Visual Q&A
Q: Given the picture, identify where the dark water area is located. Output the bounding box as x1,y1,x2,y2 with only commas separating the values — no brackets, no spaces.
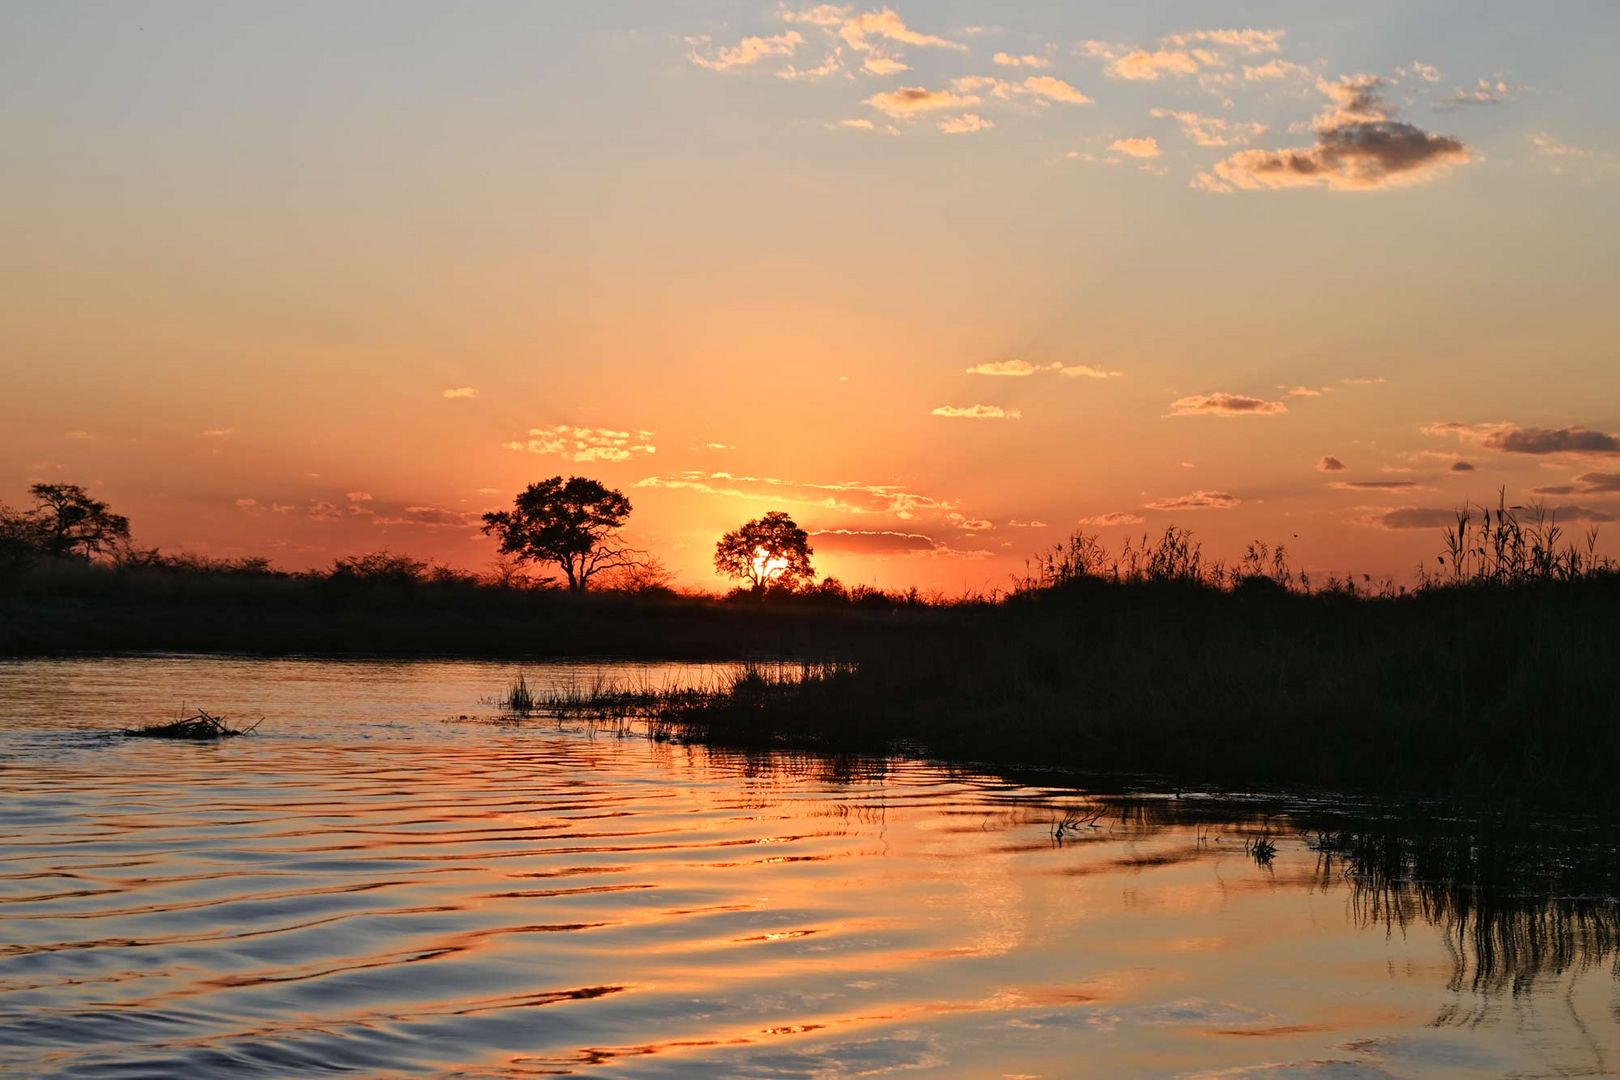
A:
1,657,1616,1077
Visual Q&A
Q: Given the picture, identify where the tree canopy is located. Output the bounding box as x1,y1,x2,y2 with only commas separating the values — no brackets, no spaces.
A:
714,511,815,593
480,476,636,591
0,483,130,563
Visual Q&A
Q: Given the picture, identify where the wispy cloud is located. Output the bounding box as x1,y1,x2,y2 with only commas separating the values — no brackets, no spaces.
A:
967,359,1043,376
781,52,845,79
1439,78,1513,108
1020,75,1091,104
939,112,993,135
1144,490,1240,511
993,52,1049,69
442,386,478,399
831,7,964,53
1244,58,1311,81
636,470,957,520
1423,421,1620,456
1083,27,1282,82
688,30,804,71
1078,511,1146,526
1168,393,1287,416
1151,109,1267,147
1357,506,1458,530
503,425,657,462
867,86,978,116
967,360,1122,379
1109,136,1161,158
932,404,1022,419
372,506,479,528
1363,503,1617,529
1331,480,1420,492
1318,456,1347,472
810,528,939,554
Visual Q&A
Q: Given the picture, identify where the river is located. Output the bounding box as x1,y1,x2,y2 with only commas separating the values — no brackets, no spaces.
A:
1,656,1615,1077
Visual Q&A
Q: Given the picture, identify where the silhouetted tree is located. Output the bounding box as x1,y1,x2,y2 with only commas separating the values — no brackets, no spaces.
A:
714,511,814,594
481,476,636,592
3,484,131,562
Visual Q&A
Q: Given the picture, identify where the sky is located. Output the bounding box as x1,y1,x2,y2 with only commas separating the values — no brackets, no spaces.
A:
3,1,1618,592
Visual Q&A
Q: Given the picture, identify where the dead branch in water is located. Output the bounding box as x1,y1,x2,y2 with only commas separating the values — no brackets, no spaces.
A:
123,708,261,740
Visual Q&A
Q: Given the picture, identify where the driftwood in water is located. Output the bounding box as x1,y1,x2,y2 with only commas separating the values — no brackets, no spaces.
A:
123,709,261,740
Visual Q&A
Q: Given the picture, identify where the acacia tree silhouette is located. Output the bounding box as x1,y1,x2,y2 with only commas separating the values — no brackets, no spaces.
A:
714,511,814,595
480,476,637,592
1,484,131,561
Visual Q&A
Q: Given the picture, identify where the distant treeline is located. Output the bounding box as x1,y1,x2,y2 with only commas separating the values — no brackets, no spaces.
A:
0,550,946,659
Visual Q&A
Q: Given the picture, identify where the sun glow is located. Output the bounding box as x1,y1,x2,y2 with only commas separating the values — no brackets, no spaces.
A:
752,545,789,583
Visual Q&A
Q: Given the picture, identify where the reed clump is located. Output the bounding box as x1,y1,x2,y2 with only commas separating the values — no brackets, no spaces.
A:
504,674,536,715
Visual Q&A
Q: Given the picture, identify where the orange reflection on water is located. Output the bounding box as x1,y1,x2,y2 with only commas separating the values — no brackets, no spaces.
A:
0,656,1615,1078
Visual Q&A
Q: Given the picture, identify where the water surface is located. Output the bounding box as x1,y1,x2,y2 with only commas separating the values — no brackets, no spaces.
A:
1,656,1616,1077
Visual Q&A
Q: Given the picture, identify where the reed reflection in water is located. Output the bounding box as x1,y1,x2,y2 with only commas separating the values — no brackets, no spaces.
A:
0,657,1616,1078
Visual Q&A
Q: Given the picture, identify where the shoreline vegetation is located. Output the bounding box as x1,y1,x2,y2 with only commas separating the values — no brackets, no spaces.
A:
5,481,1619,806
510,501,1618,808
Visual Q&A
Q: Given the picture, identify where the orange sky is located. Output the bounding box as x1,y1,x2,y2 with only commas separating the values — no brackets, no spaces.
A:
4,3,1619,592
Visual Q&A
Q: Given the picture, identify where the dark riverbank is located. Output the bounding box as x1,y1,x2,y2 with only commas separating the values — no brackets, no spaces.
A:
647,574,1620,808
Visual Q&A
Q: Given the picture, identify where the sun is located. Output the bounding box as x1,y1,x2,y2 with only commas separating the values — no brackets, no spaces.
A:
752,545,790,584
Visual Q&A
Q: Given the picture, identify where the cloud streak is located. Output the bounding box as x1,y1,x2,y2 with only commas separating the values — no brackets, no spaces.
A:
1424,422,1620,456
932,404,1022,420
1168,393,1288,416
866,86,978,116
1144,490,1240,511
967,360,1123,379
